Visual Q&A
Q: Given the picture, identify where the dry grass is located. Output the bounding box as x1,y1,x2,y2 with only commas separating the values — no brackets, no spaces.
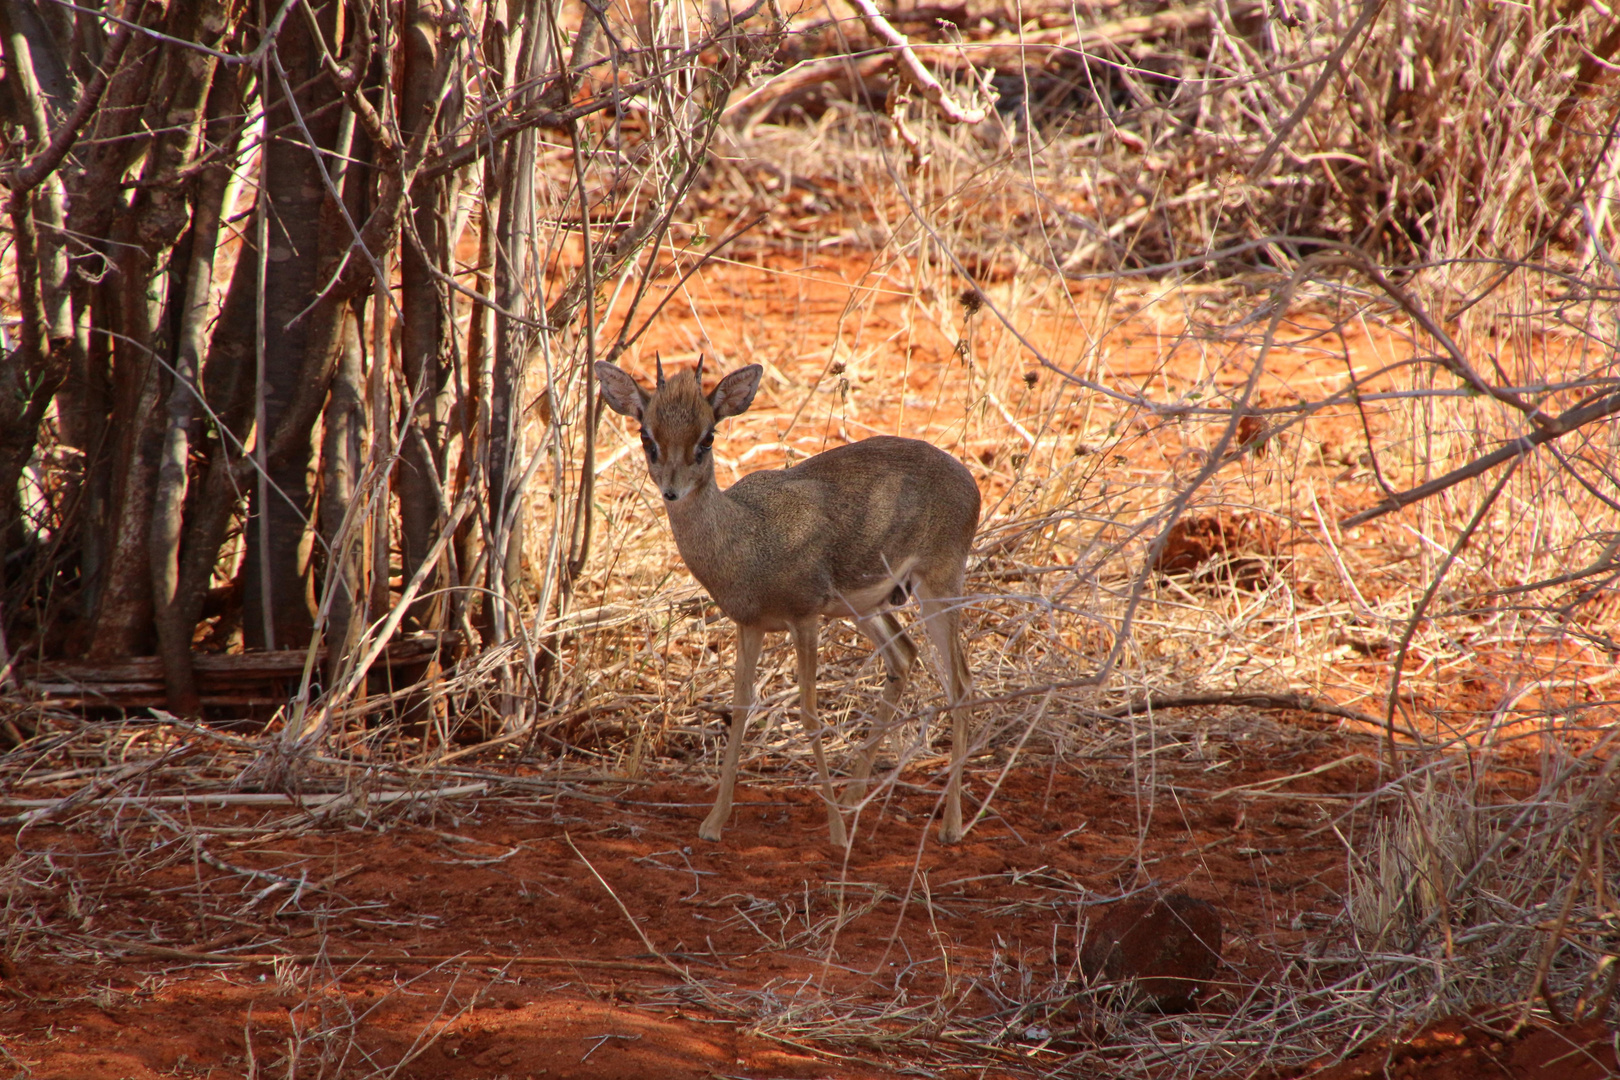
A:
4,1,1619,1076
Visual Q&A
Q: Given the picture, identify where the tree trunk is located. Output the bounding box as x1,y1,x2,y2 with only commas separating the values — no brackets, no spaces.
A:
151,63,240,713
0,2,81,574
241,1,347,651
84,0,225,659
398,0,453,632
485,0,552,661
321,300,367,690
85,258,165,659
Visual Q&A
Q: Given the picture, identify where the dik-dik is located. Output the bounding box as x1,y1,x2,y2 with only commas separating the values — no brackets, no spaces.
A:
596,358,980,846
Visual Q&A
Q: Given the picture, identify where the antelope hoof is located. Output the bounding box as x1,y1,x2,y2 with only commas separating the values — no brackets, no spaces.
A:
698,810,728,843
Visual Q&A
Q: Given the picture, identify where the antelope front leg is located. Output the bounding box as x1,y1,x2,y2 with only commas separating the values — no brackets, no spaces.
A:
700,624,763,842
793,619,848,848
942,695,968,843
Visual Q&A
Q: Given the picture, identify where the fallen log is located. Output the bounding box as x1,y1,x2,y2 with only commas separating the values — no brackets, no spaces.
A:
932,2,1256,74
18,633,450,710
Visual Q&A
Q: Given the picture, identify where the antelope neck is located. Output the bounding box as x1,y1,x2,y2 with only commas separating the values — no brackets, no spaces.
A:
662,473,751,592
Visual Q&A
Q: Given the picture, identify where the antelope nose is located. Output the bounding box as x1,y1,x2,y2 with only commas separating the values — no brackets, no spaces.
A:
663,488,678,501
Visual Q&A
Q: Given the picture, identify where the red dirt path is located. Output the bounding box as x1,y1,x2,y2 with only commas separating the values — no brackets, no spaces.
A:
3,733,1344,1078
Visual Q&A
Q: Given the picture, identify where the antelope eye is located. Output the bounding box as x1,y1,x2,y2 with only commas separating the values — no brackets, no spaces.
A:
640,430,658,462
698,429,715,452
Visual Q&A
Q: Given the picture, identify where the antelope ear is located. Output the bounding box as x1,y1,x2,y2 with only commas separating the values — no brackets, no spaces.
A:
596,362,649,418
709,364,762,420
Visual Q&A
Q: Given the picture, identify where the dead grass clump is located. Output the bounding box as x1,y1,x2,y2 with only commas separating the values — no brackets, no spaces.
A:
707,2,1620,309
1346,741,1620,1028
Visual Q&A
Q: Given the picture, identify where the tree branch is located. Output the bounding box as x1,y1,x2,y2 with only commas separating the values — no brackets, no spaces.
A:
1108,691,1384,730
1342,387,1620,527
1248,0,1386,179
4,21,134,193
1352,250,1551,424
846,0,986,124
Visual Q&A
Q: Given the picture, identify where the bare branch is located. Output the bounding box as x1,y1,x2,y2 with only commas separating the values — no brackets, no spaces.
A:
846,0,986,125
4,20,133,192
1342,387,1620,527
1248,0,1387,180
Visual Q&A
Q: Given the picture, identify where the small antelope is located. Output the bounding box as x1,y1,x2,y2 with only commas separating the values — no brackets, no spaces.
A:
596,358,980,846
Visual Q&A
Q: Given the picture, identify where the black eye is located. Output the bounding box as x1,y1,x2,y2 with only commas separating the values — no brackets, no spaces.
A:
640,430,658,462
698,430,715,454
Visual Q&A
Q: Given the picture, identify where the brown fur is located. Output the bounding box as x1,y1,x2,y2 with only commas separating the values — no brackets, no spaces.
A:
596,360,980,846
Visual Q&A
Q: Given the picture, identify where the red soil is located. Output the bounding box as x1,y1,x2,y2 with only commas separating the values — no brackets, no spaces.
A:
2,727,1600,1078
1304,1015,1617,1080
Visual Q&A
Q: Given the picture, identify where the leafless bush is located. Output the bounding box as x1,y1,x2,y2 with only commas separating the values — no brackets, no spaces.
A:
1345,741,1620,1025
0,0,782,747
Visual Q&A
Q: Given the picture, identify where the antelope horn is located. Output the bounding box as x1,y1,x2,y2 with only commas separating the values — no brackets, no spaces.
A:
695,351,705,383
655,352,665,388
